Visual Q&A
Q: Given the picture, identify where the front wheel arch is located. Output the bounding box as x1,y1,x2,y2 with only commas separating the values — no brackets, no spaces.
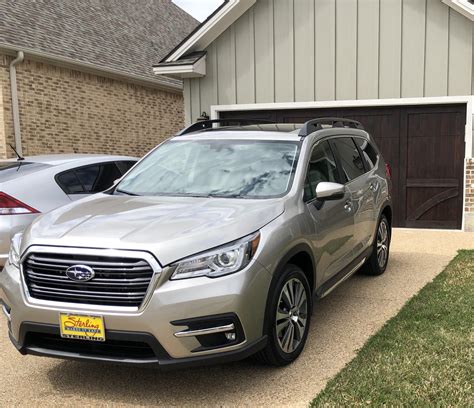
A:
262,244,315,336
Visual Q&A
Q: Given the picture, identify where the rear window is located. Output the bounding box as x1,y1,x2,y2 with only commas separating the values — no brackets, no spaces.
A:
0,161,50,182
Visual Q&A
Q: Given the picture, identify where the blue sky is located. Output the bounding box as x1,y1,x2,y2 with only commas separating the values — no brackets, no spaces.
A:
173,0,224,22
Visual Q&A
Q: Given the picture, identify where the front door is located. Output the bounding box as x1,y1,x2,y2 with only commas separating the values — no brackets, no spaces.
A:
303,140,355,283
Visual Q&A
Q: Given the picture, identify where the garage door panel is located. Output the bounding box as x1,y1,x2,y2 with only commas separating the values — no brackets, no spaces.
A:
403,108,465,229
406,135,459,180
405,185,460,228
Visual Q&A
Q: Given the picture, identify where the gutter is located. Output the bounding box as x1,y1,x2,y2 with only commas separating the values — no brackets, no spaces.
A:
0,44,183,93
9,51,24,156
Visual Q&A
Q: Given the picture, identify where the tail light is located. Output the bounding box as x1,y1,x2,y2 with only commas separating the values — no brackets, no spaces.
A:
385,164,392,180
0,192,39,215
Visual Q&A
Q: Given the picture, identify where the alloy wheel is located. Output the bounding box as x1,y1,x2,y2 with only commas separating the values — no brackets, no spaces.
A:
377,220,389,269
275,278,308,354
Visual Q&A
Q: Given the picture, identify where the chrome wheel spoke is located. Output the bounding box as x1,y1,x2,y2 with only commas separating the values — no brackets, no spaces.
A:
294,283,305,309
276,308,289,322
281,322,294,352
276,319,290,336
281,286,293,309
294,320,305,341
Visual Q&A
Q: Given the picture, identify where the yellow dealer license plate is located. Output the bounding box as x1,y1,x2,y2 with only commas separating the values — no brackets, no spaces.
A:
59,313,106,342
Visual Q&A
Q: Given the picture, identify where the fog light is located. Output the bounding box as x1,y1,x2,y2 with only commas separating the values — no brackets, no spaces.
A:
225,332,236,341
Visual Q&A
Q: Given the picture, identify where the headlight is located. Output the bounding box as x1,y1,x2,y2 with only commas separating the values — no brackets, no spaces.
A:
171,232,260,280
8,232,23,268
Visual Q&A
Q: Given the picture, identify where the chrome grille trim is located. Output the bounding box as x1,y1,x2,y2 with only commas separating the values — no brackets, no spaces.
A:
21,246,162,311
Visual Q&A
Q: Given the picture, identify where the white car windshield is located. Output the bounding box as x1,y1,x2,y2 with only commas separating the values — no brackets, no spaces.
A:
116,140,300,198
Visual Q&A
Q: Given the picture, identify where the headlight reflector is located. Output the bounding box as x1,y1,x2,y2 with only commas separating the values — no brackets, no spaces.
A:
171,232,260,280
8,232,23,268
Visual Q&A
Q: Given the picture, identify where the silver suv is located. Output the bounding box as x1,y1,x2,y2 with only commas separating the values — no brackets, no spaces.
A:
0,118,392,367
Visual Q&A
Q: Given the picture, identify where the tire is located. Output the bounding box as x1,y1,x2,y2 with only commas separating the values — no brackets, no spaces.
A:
256,264,312,366
361,215,391,276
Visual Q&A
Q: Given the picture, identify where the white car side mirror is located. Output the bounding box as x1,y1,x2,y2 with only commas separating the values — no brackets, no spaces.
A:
315,182,345,201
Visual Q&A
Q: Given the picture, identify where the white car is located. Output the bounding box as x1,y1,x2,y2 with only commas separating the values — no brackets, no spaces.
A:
0,154,137,265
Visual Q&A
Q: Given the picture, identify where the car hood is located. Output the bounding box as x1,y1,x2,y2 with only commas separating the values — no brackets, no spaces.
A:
25,194,284,266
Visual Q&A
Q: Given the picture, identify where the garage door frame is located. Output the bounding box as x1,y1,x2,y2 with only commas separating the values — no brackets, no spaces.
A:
210,96,473,231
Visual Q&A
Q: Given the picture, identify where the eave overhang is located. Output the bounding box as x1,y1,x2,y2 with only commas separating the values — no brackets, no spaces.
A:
153,0,256,78
442,0,474,21
153,52,206,78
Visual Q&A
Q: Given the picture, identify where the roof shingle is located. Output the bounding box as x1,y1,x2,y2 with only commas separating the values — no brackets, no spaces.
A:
0,0,199,88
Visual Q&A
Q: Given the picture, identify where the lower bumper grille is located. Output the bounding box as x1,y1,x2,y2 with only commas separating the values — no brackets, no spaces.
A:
25,332,156,359
23,252,155,307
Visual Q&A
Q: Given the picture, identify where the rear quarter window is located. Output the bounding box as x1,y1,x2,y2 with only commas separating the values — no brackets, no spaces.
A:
354,138,379,170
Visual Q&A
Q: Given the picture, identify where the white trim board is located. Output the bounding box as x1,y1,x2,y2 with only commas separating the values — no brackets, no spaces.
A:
153,56,207,78
211,95,473,231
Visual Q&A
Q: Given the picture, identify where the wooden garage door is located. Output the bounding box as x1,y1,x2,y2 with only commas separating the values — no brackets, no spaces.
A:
221,104,466,229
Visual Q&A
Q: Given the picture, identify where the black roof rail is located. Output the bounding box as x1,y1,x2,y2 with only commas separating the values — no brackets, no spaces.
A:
176,119,274,136
298,117,365,137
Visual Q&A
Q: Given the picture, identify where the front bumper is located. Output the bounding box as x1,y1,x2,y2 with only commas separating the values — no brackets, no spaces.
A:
9,322,267,369
0,252,272,367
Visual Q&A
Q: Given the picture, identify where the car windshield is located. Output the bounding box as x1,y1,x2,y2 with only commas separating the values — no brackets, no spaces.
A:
116,140,300,198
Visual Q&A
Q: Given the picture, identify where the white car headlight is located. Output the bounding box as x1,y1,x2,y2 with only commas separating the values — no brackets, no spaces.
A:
171,232,260,280
8,232,23,268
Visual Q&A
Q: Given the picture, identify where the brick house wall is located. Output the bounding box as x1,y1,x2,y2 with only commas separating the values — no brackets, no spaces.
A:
0,54,184,159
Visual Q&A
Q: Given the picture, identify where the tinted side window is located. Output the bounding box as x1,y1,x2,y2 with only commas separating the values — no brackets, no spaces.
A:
75,163,122,193
304,141,339,201
354,138,378,170
332,138,365,182
116,160,136,175
57,171,84,194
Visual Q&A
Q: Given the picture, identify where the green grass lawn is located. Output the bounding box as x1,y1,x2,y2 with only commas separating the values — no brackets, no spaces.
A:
311,250,474,407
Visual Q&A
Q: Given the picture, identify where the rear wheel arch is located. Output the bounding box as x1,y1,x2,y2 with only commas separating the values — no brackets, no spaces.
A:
381,204,393,229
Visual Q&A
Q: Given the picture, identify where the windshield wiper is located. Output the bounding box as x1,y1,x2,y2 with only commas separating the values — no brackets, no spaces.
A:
115,189,139,196
206,194,246,199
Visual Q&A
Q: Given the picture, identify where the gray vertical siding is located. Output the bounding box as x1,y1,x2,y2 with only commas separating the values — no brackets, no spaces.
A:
315,0,336,100
186,0,473,123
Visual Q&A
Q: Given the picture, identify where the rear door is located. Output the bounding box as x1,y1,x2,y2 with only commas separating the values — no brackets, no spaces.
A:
329,137,374,256
304,140,355,282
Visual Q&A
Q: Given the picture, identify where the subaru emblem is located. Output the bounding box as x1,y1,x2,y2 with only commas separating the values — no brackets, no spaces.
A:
65,265,95,282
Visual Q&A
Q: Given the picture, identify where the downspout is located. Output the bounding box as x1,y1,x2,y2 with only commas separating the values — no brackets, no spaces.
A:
9,51,24,156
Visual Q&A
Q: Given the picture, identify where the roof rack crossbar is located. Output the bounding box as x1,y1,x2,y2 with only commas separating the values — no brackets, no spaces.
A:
176,119,274,136
299,117,365,137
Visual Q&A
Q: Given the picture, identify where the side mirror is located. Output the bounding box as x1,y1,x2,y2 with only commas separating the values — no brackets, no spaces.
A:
315,182,345,201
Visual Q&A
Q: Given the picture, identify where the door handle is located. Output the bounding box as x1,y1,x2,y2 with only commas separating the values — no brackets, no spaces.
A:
369,182,378,192
344,201,353,213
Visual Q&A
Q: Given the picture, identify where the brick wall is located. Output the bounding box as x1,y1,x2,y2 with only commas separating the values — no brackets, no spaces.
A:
465,158,474,231
0,54,184,159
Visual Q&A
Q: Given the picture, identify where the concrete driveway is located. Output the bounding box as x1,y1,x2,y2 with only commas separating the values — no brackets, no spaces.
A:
1,229,473,407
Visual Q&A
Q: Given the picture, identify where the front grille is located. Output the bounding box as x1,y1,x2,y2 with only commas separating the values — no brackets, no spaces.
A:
23,252,155,307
